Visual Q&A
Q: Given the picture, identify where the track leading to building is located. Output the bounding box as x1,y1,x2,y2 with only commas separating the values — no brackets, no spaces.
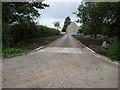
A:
3,35,118,88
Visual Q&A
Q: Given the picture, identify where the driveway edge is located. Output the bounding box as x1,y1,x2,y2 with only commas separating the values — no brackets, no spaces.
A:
2,46,45,59
85,44,120,65
3,35,64,59
72,36,120,65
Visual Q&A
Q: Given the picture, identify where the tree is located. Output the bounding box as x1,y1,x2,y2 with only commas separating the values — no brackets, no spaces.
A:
80,24,91,35
76,2,103,38
62,16,71,32
75,2,120,60
53,21,60,30
76,2,120,38
2,2,49,48
2,2,49,25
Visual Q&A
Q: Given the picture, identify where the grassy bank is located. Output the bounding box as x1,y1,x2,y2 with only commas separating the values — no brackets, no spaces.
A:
73,35,120,61
2,35,63,57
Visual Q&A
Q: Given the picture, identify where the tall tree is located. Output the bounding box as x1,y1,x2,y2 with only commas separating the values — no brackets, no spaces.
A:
75,2,120,60
2,2,49,48
62,16,71,32
2,2,49,24
76,2,120,38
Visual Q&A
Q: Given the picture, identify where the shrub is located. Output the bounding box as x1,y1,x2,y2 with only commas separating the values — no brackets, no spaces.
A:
96,35,109,42
80,24,91,35
107,39,120,61
37,25,60,37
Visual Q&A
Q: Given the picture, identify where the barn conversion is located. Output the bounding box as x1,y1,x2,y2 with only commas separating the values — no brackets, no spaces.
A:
66,22,79,35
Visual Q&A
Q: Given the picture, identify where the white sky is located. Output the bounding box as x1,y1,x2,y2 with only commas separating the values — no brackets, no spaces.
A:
36,0,82,31
43,0,82,2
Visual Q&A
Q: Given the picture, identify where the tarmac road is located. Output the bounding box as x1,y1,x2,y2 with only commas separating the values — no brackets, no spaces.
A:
2,35,118,88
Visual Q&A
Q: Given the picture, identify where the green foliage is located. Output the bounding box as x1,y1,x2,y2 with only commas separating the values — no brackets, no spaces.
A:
62,16,71,32
2,48,30,57
16,43,21,48
80,24,91,35
107,39,120,61
2,21,13,48
96,35,109,42
75,2,120,61
2,2,49,48
2,24,60,57
76,2,120,38
53,21,60,29
2,2,60,57
37,25,60,37
2,2,49,24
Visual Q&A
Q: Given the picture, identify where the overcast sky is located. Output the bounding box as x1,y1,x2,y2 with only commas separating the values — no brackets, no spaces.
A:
36,0,82,31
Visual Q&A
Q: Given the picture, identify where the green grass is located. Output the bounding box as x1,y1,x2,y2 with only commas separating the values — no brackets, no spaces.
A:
2,48,30,57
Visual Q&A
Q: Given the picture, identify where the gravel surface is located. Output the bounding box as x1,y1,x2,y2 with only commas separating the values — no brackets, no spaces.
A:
2,35,118,88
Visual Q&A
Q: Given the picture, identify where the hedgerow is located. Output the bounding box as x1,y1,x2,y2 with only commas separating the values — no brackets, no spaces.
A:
37,25,60,37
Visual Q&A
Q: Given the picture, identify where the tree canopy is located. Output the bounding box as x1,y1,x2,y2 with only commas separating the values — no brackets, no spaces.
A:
2,2,49,48
75,2,120,60
62,16,71,32
2,2,49,24
53,21,60,30
76,2,120,39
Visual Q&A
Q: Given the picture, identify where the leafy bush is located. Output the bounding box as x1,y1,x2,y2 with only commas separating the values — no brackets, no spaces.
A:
2,21,13,48
37,25,60,37
107,39,120,61
3,22,60,49
96,35,109,42
2,48,30,57
80,24,91,35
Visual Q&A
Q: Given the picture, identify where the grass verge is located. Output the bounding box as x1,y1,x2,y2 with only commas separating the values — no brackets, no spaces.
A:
2,48,30,57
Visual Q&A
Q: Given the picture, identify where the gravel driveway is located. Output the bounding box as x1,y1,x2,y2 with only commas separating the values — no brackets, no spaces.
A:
2,35,118,88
